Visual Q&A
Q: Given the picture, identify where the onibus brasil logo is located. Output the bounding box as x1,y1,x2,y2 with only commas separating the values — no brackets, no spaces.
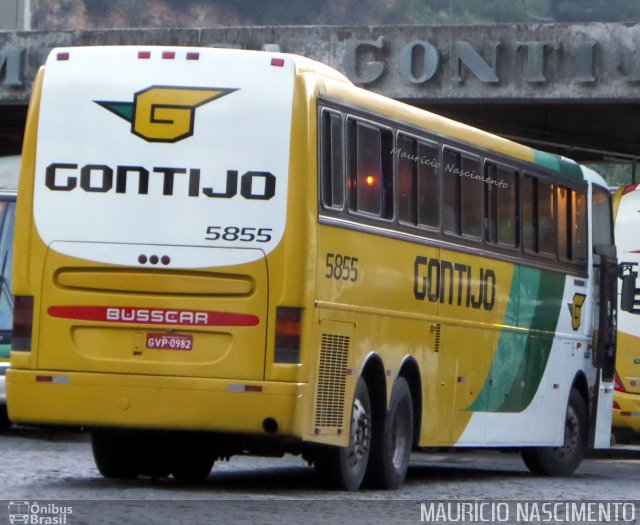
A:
96,85,237,143
8,501,73,524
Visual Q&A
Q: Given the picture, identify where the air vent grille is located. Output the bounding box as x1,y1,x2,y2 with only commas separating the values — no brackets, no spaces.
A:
314,333,350,429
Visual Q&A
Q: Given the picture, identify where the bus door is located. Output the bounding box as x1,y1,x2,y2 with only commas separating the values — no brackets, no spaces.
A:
590,185,617,448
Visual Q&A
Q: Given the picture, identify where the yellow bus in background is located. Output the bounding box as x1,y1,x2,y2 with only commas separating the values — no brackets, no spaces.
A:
8,47,621,489
612,183,640,437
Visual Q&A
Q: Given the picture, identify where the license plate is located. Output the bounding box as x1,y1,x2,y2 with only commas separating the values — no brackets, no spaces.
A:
146,333,193,351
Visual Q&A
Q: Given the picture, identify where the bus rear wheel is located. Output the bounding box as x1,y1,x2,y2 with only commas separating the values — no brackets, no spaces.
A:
0,405,11,431
367,377,413,489
314,377,371,490
170,435,216,482
91,430,142,479
521,388,587,476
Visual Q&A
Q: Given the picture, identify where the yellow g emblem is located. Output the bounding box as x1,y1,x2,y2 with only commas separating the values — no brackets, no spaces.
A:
570,293,586,331
96,86,236,143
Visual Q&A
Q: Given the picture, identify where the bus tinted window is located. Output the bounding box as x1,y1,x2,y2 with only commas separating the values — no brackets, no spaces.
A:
397,135,439,229
486,163,518,247
573,190,588,263
320,110,343,209
443,148,461,235
592,186,612,247
556,185,586,262
538,180,555,255
443,149,480,239
417,141,440,229
460,155,482,238
523,174,555,256
396,134,417,224
522,174,536,251
557,186,570,260
348,120,392,218
0,201,15,332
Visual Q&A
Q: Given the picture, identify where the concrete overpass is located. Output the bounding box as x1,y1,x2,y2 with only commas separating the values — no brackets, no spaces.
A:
1,23,640,164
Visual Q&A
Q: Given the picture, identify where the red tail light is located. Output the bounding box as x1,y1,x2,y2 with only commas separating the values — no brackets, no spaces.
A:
622,184,638,195
274,307,302,364
615,372,626,392
12,295,34,352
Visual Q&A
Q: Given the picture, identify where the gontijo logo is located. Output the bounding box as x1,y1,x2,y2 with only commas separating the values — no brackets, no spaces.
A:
95,85,236,143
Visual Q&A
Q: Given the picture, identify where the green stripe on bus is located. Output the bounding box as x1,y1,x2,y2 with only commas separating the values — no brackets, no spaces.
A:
467,267,565,413
497,269,565,412
467,265,539,412
0,344,9,359
532,150,583,182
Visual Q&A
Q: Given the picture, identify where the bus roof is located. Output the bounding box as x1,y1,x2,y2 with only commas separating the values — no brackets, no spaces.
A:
0,155,20,192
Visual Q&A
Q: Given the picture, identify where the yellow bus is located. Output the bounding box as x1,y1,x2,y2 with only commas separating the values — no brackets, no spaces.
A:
612,183,640,436
8,46,621,489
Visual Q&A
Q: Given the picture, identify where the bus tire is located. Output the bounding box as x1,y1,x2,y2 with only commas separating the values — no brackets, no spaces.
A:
0,405,11,431
366,376,413,489
314,377,371,490
521,388,587,476
91,430,141,479
170,435,215,482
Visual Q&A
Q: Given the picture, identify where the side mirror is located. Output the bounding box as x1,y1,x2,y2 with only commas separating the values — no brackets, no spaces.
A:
619,262,639,313
621,273,638,312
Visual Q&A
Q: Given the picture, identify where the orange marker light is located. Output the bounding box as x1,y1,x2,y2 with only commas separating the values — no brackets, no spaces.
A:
366,176,375,186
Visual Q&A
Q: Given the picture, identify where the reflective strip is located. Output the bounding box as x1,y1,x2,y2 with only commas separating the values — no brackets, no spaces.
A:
36,375,70,384
227,384,263,393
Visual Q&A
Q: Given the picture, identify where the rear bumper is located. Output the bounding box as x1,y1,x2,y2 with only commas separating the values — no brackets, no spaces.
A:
7,369,308,437
613,390,640,433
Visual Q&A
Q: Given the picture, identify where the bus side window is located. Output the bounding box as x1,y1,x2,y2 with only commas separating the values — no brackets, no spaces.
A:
523,173,555,257
556,185,587,263
522,174,537,252
443,148,461,235
417,141,440,229
347,119,393,219
443,147,481,239
0,201,15,333
486,163,518,248
320,110,344,209
592,186,613,247
557,186,570,261
572,190,588,263
460,154,482,239
538,180,555,255
396,134,417,225
397,134,439,229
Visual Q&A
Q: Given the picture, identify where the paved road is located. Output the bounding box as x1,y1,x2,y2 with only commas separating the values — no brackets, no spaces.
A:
1,426,640,524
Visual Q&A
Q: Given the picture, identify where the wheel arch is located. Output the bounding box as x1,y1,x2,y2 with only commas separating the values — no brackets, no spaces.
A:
360,353,387,438
398,356,422,449
572,371,590,411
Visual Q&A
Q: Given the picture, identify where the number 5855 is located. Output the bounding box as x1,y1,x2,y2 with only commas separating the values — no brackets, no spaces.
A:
325,253,359,282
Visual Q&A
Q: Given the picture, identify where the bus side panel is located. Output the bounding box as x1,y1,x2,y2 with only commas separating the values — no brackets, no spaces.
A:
458,271,593,446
